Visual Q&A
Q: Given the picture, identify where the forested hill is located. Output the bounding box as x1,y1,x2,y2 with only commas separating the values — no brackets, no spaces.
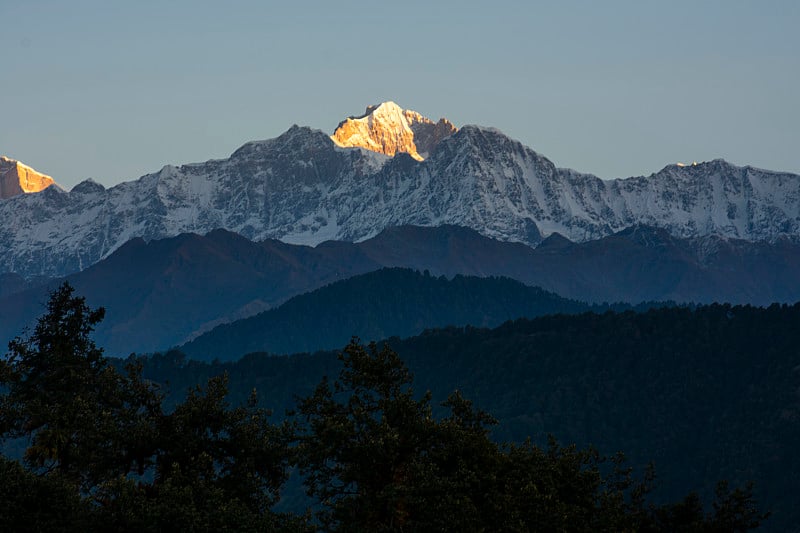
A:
140,303,800,531
179,268,605,361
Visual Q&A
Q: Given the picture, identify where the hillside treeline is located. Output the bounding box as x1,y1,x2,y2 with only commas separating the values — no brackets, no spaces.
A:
142,304,800,531
0,283,771,531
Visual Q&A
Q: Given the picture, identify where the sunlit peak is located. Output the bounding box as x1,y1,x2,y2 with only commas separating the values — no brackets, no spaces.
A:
331,102,457,160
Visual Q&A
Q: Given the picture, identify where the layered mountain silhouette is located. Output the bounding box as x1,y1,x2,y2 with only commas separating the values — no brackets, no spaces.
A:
3,101,798,533
2,224,799,356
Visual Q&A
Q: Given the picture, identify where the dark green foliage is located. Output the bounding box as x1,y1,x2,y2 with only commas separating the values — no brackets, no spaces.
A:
0,282,162,492
153,375,290,517
292,339,766,532
0,283,303,532
294,341,446,530
138,303,799,530
0,283,772,531
88,374,302,531
0,455,90,532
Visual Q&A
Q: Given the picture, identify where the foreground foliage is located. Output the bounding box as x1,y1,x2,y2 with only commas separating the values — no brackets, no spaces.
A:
0,284,302,532
0,283,767,531
294,341,765,532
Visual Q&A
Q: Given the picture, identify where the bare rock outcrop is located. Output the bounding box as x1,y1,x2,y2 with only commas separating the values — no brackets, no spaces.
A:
0,156,57,199
331,101,456,160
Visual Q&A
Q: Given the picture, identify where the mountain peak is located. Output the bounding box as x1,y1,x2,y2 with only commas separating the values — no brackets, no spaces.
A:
0,156,58,200
232,125,333,160
331,102,456,160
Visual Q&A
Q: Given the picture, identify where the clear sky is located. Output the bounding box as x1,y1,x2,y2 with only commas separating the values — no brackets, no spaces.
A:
2,0,798,189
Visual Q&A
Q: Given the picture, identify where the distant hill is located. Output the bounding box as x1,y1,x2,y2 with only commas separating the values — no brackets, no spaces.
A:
2,224,799,356
0,229,380,356
178,268,594,361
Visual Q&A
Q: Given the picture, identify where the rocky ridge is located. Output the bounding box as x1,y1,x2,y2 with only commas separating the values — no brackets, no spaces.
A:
1,103,799,278
331,101,457,160
0,156,58,199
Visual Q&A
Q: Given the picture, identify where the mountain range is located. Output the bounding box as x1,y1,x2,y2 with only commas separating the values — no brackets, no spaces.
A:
3,102,798,529
2,224,799,356
2,102,798,279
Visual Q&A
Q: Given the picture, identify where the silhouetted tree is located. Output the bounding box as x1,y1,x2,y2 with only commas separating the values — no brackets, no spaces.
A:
0,285,769,531
293,339,767,532
0,282,161,492
0,283,306,532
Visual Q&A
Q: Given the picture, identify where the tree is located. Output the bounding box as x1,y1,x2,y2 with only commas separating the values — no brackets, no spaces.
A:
0,285,767,531
0,282,161,492
293,339,767,532
152,375,291,525
293,340,437,530
0,283,306,532
94,375,306,532
293,339,562,530
0,455,90,532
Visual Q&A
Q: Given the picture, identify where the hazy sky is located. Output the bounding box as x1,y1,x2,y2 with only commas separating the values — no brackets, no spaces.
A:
2,0,798,189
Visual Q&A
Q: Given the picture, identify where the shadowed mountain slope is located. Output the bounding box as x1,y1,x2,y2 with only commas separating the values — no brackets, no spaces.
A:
3,224,800,356
178,268,593,361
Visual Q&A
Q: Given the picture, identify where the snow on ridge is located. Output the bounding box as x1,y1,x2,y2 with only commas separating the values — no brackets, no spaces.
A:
1,122,798,278
331,102,457,161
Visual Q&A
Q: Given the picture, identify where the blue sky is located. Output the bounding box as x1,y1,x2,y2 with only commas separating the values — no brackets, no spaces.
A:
1,0,798,189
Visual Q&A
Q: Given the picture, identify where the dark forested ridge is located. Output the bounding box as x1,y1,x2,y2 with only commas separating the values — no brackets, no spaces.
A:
139,303,800,531
179,268,619,361
0,229,382,356
1,284,770,531
4,223,800,357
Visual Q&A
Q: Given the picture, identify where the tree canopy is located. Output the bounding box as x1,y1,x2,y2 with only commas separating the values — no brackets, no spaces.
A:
0,283,302,531
293,340,766,532
0,283,767,531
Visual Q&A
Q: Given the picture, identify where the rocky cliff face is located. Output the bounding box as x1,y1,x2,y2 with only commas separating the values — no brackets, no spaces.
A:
1,103,798,278
331,101,457,160
0,156,57,199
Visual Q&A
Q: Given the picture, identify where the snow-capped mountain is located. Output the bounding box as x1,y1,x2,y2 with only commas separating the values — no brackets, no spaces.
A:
332,101,457,160
0,156,58,199
2,102,799,278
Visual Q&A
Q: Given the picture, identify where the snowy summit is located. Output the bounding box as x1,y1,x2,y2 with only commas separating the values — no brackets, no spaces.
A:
331,101,457,160
1,103,799,278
